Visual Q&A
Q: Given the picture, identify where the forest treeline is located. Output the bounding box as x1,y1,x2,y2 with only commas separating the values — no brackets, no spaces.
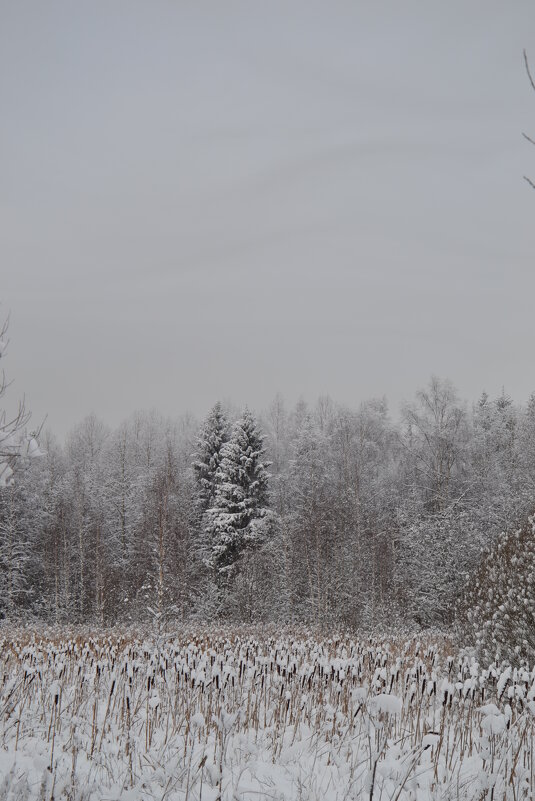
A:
1,377,535,648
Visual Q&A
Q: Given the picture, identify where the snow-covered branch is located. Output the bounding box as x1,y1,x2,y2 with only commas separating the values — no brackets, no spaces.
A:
0,314,44,487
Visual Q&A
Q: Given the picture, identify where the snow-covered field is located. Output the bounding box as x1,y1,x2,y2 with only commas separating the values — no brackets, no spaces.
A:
0,628,532,800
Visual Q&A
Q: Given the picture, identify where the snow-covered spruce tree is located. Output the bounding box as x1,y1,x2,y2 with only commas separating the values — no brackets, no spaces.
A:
206,409,272,590
192,402,229,513
459,515,535,665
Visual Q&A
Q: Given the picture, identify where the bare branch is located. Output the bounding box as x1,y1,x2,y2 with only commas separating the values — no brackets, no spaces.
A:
524,49,535,93
523,50,535,188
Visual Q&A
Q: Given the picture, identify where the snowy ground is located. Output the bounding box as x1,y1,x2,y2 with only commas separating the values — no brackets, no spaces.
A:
0,628,533,800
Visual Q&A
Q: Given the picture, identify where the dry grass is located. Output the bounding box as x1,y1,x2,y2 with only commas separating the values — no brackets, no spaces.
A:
0,626,532,800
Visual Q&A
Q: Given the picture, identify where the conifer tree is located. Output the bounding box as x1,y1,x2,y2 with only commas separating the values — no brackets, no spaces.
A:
192,402,229,513
207,409,272,577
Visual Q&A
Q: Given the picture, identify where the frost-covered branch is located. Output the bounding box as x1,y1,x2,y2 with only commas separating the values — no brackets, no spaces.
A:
0,313,43,487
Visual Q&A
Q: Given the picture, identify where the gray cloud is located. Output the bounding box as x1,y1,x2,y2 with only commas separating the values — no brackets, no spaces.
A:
1,0,534,435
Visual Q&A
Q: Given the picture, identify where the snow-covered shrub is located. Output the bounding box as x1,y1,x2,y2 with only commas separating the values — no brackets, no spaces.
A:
459,515,535,664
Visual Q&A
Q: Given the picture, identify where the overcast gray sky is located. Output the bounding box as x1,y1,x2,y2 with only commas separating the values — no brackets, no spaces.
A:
1,0,534,436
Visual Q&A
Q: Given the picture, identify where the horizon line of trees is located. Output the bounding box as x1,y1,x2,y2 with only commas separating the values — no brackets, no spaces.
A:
2,375,535,660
